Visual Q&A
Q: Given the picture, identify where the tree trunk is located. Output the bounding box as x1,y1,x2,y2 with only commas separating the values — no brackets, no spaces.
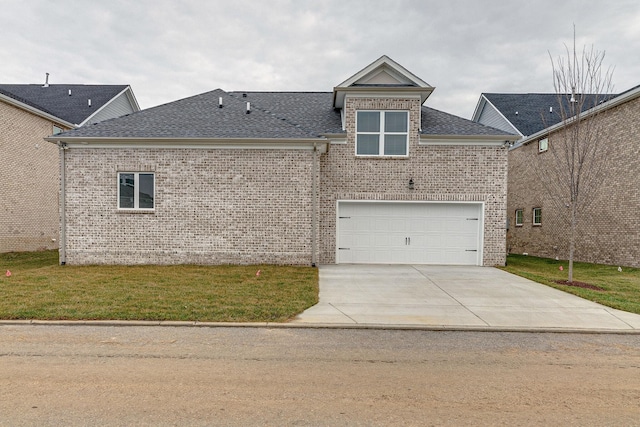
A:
568,204,576,283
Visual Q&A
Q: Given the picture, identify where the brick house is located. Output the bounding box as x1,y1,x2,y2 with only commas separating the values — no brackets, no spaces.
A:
474,85,640,267
47,56,517,266
1,81,139,252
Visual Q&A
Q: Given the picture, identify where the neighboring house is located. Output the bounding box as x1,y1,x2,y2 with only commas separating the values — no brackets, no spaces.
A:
474,86,640,267
47,56,517,266
472,92,612,138
0,81,140,252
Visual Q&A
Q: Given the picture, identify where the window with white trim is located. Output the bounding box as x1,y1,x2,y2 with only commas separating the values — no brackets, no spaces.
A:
118,172,155,210
538,137,549,153
533,207,542,226
356,111,408,156
515,209,523,226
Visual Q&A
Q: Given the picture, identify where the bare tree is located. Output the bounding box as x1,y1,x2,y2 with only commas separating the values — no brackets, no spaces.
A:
535,29,615,282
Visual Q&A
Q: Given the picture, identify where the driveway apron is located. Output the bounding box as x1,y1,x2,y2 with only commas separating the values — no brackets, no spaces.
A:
293,265,640,331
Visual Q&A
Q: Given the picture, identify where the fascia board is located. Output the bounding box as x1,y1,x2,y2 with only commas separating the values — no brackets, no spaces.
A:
1,93,75,128
125,86,141,111
420,134,519,146
336,55,431,88
517,84,640,148
470,95,486,122
43,136,330,153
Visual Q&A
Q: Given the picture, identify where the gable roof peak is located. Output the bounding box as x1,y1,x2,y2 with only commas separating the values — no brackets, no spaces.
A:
333,56,434,108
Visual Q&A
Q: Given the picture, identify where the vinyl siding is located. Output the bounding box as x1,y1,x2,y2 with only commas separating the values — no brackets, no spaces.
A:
85,91,136,125
477,102,519,135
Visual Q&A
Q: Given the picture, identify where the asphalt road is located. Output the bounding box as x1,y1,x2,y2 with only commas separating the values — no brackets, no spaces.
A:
1,326,639,426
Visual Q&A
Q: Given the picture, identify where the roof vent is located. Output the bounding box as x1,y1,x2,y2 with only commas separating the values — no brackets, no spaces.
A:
88,98,92,107
549,106,553,113
246,102,251,114
43,72,49,88
242,93,247,98
68,89,72,96
218,97,223,108
515,111,518,115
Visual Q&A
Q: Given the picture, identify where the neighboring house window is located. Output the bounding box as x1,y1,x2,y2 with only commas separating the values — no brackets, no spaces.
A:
538,137,549,153
533,207,542,226
118,172,155,210
515,209,523,226
356,111,408,156
53,125,64,135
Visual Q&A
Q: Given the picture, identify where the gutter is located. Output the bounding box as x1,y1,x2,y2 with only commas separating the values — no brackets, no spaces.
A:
43,136,331,152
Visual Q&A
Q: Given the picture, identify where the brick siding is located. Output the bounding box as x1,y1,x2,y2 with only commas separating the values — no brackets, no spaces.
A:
319,97,508,266
0,101,67,252
63,148,316,265
61,98,508,266
507,95,640,267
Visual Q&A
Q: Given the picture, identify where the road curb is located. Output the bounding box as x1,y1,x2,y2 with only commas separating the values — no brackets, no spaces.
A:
1,319,639,334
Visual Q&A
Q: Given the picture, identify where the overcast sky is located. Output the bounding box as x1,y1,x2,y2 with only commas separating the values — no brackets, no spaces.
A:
2,0,639,118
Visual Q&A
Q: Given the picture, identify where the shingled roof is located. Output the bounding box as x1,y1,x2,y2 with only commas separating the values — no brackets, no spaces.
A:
482,93,614,136
420,106,512,136
54,90,511,140
0,84,130,126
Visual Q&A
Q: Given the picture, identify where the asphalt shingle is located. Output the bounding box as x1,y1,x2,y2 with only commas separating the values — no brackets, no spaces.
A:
54,90,512,140
0,84,129,125
483,93,615,136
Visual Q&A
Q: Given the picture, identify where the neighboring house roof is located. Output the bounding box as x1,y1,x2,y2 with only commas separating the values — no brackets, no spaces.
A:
472,92,615,137
51,89,513,141
513,83,640,148
0,84,139,126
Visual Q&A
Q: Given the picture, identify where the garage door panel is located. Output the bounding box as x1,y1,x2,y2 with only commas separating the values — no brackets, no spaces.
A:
337,202,482,265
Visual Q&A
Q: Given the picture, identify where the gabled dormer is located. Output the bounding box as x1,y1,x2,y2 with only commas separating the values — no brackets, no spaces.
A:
333,55,434,110
333,56,434,157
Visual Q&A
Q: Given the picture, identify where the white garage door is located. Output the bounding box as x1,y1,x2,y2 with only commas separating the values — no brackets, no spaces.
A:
337,202,483,265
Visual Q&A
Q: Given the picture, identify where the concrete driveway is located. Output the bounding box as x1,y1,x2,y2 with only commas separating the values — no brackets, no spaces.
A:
293,265,640,331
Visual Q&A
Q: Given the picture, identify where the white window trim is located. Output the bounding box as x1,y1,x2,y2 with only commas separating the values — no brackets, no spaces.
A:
515,209,523,226
538,137,549,153
532,207,542,226
118,172,155,210
355,110,409,157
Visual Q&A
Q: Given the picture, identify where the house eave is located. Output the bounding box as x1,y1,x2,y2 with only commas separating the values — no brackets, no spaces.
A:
333,86,434,109
1,92,76,128
44,136,331,152
420,134,519,146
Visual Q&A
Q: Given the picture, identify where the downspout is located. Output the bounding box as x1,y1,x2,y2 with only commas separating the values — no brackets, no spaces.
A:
58,142,67,265
311,142,317,267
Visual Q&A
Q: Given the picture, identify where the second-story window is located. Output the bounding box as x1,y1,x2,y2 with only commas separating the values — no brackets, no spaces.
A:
356,111,408,157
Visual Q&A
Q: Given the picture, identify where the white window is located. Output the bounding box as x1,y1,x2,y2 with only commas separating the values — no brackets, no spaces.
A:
118,172,155,210
538,138,549,153
533,207,542,226
515,209,523,226
356,111,408,156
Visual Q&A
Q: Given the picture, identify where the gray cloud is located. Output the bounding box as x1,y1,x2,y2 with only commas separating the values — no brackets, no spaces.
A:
2,0,639,118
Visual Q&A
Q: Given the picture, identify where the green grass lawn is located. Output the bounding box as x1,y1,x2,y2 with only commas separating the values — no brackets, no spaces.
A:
0,250,318,322
502,254,640,315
